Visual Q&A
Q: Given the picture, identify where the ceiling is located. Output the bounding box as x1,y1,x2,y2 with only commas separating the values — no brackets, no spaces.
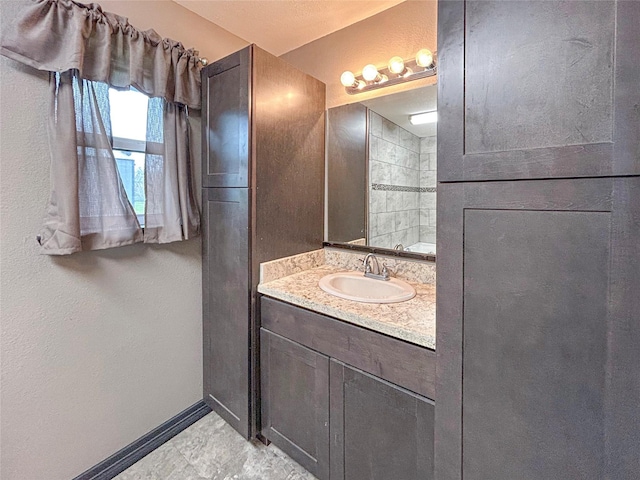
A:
362,84,438,137
173,0,406,56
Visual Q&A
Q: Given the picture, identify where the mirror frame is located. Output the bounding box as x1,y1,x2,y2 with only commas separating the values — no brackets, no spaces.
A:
323,241,436,262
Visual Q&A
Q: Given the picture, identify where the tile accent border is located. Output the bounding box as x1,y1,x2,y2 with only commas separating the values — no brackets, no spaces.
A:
73,401,212,480
372,183,436,193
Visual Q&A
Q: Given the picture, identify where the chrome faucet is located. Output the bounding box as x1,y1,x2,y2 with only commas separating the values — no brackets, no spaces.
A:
394,243,405,251
362,253,390,281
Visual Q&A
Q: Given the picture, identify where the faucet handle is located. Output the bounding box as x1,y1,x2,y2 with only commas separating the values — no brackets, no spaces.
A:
381,262,392,279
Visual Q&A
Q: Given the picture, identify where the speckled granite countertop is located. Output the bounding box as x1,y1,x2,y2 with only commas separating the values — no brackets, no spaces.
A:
258,264,436,350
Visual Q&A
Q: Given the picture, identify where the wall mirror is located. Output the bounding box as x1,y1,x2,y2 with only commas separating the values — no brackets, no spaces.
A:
325,84,437,260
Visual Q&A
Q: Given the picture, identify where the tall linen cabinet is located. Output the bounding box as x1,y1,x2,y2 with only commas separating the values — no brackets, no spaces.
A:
435,1,640,479
201,45,326,438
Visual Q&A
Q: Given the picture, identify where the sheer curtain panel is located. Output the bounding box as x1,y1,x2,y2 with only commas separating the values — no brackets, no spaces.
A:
1,0,201,254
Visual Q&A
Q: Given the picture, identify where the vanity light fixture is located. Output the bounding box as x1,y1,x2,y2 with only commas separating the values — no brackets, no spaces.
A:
409,111,438,125
341,49,436,95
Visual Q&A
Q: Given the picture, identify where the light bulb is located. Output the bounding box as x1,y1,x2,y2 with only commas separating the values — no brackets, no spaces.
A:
388,56,405,75
340,71,356,87
362,64,380,82
416,49,434,68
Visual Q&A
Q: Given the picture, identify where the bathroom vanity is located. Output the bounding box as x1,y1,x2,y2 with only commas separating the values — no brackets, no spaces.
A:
201,41,438,480
257,252,436,480
200,1,640,479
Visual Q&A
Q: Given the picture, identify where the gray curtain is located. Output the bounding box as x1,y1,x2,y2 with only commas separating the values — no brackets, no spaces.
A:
144,98,200,244
0,0,201,108
1,0,201,254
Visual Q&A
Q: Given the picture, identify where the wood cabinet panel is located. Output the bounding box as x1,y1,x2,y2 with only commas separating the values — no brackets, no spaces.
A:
435,177,640,480
261,329,329,480
330,361,434,480
438,0,640,182
202,188,250,436
463,209,609,479
252,46,326,268
201,47,250,188
261,297,435,399
465,1,614,154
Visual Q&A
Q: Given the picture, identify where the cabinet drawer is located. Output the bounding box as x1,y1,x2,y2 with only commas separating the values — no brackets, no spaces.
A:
261,296,436,399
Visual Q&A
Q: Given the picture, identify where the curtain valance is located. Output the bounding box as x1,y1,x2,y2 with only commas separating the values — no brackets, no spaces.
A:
0,0,202,109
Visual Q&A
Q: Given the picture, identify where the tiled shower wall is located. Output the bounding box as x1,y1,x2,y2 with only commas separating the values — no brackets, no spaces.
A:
419,136,437,244
369,112,420,248
368,111,437,248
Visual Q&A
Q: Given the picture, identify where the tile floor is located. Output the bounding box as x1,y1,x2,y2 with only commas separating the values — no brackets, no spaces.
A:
114,411,317,480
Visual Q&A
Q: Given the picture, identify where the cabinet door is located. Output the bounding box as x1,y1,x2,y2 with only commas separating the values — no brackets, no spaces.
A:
438,0,640,182
436,178,640,480
201,46,251,188
330,360,434,480
261,329,330,480
202,188,250,437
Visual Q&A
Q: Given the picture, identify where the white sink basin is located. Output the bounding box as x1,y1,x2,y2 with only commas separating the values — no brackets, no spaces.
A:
319,272,416,304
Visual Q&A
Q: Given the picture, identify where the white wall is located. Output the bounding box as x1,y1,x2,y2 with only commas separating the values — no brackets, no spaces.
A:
0,1,248,478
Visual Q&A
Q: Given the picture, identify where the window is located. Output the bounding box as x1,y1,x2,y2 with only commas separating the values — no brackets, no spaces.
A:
109,88,149,227
5,0,201,254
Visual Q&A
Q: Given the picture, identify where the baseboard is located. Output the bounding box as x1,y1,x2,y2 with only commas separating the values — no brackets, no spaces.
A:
73,400,212,480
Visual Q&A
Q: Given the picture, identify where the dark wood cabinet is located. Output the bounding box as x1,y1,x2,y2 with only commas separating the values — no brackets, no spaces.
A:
201,46,325,439
201,47,250,188
330,360,434,480
261,329,330,480
438,0,640,182
436,2,640,479
260,297,435,480
436,178,640,480
202,188,250,432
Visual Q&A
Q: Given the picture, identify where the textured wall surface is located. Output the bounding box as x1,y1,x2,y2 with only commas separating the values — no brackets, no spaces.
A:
0,1,247,479
281,1,437,108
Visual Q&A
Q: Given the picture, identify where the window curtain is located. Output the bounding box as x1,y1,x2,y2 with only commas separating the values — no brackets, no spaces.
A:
1,0,201,254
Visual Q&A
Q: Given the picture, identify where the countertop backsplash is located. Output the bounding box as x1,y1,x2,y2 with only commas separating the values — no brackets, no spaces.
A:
259,249,325,284
260,247,435,285
324,248,436,285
